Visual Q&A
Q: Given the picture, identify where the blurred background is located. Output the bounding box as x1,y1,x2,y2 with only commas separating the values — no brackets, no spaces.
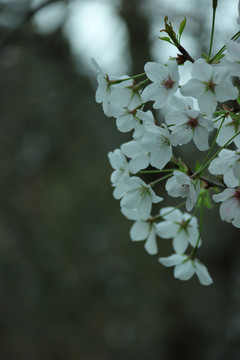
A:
0,0,240,359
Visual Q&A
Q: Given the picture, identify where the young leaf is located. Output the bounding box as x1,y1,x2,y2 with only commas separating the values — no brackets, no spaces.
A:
179,17,186,38
158,36,173,44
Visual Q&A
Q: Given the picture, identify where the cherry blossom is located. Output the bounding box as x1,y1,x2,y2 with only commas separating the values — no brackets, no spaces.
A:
156,207,200,253
141,122,173,170
121,140,150,173
142,60,179,109
213,188,240,228
180,59,238,115
166,105,213,151
159,254,213,285
165,171,200,211
120,176,163,220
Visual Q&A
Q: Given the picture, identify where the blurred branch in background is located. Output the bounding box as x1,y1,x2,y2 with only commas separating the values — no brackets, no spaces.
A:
0,0,67,50
0,0,239,359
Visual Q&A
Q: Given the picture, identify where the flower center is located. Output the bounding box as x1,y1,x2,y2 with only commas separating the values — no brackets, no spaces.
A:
205,78,216,93
161,76,175,90
155,135,169,148
187,117,199,129
180,184,190,196
233,190,240,205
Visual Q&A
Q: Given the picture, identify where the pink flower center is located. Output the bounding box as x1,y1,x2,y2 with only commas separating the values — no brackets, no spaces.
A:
233,190,240,204
187,117,199,128
162,76,175,89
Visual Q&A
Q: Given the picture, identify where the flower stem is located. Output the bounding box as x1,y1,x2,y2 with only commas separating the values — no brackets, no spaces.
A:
190,200,204,259
138,169,176,174
209,0,218,57
153,201,186,221
149,173,172,187
192,130,240,178
210,30,240,62
200,115,225,169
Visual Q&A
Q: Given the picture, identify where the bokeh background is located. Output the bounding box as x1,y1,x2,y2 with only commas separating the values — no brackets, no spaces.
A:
0,0,240,359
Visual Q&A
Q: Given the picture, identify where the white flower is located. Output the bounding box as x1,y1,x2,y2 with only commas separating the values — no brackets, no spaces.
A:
213,188,240,228
208,149,240,187
120,176,163,220
180,59,238,115
159,254,213,286
108,149,130,200
91,58,134,117
121,140,150,173
214,115,240,148
130,220,158,255
108,84,143,132
142,60,179,109
166,107,213,151
141,123,173,170
121,208,158,254
156,207,200,253
133,110,156,141
165,171,200,211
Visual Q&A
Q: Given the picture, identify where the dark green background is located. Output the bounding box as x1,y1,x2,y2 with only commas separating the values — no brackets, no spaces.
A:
0,1,240,359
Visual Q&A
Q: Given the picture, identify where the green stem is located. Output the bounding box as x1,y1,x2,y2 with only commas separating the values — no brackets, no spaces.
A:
109,73,146,85
192,130,240,178
153,201,186,221
149,173,172,187
200,115,225,169
209,0,217,57
210,30,240,62
190,200,204,259
137,169,176,174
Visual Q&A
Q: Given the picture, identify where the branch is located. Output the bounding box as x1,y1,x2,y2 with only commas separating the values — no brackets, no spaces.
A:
0,0,64,50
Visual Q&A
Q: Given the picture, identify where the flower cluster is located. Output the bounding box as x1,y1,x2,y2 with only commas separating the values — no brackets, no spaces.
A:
93,4,240,286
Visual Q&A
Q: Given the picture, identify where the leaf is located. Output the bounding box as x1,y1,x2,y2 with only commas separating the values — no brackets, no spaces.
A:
195,161,202,172
158,36,173,44
201,52,211,62
179,17,186,38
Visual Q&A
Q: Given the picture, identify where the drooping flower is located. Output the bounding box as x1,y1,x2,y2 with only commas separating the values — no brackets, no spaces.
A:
142,60,179,109
156,207,201,253
108,149,130,200
180,59,238,115
120,176,163,220
159,253,213,285
121,140,150,173
165,171,200,211
91,58,135,118
121,207,159,255
213,188,240,228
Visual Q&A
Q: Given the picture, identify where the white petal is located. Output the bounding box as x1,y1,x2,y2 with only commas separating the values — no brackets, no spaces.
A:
180,79,205,98
195,262,213,286
172,232,189,254
192,59,212,82
138,195,152,220
156,221,179,239
130,221,149,241
174,260,195,280
144,227,158,255
144,62,168,83
198,91,217,115
159,254,186,267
